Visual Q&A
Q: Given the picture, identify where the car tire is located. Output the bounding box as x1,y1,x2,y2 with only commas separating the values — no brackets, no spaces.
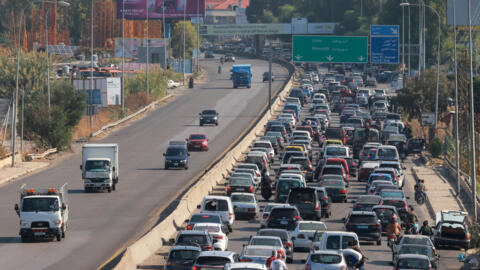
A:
184,166,188,170
199,121,203,126
376,239,381,245
286,257,293,264
165,165,169,170
215,122,218,126
62,226,66,238
84,187,90,193
56,233,61,242
107,187,112,193
21,235,28,243
112,183,116,191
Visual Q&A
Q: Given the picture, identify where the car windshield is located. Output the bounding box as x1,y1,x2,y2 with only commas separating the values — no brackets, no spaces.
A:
204,199,229,211
323,167,342,175
374,208,395,219
377,148,397,158
383,200,405,208
399,246,432,257
230,179,251,186
325,129,342,138
289,191,315,203
401,237,432,246
196,256,230,265
190,215,220,223
231,194,255,203
202,110,217,115
326,147,347,156
251,238,281,247
381,191,404,198
176,235,206,245
22,198,59,212
85,160,110,171
349,215,377,223
371,175,391,181
190,134,205,140
169,250,199,260
194,226,220,233
310,254,342,264
323,181,344,187
271,208,297,219
299,222,327,231
244,247,272,257
397,258,429,268
166,148,186,156
278,181,302,195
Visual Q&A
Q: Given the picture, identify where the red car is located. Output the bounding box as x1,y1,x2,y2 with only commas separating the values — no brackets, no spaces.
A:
187,134,209,151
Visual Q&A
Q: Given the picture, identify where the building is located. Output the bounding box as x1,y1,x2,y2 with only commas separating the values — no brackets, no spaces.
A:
205,0,250,24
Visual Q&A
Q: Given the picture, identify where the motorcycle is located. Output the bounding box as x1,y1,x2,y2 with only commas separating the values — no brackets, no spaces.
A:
387,234,397,249
405,223,417,235
415,190,426,205
260,179,272,201
218,66,222,74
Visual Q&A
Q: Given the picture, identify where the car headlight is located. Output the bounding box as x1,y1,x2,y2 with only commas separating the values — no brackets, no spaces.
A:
180,160,186,163
213,116,218,120
20,220,29,228
84,179,91,183
103,179,110,183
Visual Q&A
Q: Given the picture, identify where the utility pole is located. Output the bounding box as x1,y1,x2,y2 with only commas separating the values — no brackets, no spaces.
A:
268,44,272,113
402,2,405,88
183,2,187,86
408,5,411,76
453,0,461,196
467,0,477,221
162,0,166,69
121,0,125,114
90,0,94,128
45,9,51,108
146,0,149,96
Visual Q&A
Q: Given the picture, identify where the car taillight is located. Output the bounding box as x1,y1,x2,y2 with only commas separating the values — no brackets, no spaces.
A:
192,266,199,270
249,186,254,192
248,208,255,212
318,182,323,186
263,213,269,219
284,242,292,247
340,189,347,194
360,152,366,156
294,216,301,220
204,245,213,250
354,205,360,209
436,231,441,237
227,186,231,191
298,234,305,239
341,266,347,270
352,163,357,167
241,258,252,262
305,264,311,270
186,225,193,230
466,233,471,240
314,203,320,210
214,235,223,240
229,213,233,220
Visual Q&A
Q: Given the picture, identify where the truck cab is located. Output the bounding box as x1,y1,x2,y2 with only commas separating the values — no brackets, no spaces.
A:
14,183,68,242
80,143,119,192
232,64,252,88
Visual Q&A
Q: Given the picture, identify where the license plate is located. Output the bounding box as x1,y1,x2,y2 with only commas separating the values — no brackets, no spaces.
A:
174,163,179,166
280,220,288,225
34,232,46,236
357,225,368,229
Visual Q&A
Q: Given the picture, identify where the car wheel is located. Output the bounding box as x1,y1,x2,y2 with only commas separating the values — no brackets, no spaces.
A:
107,187,112,193
199,121,203,126
286,257,293,264
21,235,28,243
84,187,90,193
165,165,169,170
376,239,381,245
56,233,61,241
184,166,188,170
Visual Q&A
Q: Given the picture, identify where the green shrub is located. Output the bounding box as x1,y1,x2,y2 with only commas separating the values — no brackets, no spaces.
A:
429,137,443,158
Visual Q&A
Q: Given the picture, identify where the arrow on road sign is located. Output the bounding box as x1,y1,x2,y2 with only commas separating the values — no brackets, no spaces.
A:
295,54,303,60
391,27,398,35
358,56,365,62
326,55,334,61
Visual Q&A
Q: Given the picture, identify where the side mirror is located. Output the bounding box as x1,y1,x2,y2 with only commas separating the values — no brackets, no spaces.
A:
185,219,189,223
80,165,83,170
197,205,201,209
14,204,19,216
62,203,67,210
188,153,191,156
112,166,116,172
169,238,175,244
406,196,410,200
342,217,346,222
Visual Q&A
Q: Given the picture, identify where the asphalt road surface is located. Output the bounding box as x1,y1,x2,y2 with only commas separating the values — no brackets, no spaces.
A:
0,57,289,270
220,75,463,270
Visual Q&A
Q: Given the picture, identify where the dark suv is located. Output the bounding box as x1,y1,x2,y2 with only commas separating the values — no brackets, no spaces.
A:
344,211,382,245
164,144,190,170
287,187,322,221
267,205,301,231
174,230,214,251
199,109,219,126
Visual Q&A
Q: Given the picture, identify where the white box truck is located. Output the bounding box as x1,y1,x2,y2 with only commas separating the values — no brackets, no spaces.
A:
80,143,119,192
14,183,69,242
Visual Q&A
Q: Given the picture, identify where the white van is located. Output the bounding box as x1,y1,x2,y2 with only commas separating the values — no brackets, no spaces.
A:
199,196,235,232
311,231,359,251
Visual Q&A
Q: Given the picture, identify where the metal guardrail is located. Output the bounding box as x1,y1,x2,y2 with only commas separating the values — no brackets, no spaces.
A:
443,156,480,206
26,148,57,161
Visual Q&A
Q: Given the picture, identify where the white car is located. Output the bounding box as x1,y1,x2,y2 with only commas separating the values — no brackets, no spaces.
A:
292,221,327,251
305,250,349,270
193,223,229,251
252,140,275,159
247,236,287,261
278,113,296,126
239,245,277,265
167,79,180,88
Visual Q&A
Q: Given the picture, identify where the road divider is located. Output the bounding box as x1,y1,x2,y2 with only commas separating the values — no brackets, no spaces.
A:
109,60,294,270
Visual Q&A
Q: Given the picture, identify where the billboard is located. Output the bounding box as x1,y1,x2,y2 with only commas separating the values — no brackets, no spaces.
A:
117,0,205,20
114,38,168,58
199,23,336,35
447,0,480,26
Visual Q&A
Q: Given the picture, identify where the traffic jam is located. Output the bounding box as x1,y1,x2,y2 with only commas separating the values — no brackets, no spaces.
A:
163,63,470,270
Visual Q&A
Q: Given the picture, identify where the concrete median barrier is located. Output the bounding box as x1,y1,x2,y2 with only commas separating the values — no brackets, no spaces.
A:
111,60,294,270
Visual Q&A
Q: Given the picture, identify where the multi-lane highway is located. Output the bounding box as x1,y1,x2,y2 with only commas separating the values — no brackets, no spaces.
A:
0,57,289,269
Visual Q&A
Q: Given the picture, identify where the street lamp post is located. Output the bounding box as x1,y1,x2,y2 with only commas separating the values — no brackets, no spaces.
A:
400,1,441,131
452,0,461,196
183,2,187,86
121,0,125,114
146,0,149,96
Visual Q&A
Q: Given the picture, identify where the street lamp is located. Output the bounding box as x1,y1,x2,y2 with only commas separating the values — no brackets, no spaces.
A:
44,1,70,109
400,1,441,131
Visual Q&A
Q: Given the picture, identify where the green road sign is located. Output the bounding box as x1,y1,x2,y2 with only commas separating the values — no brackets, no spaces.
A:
292,36,368,63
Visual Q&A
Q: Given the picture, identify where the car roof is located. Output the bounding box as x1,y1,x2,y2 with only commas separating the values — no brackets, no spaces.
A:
227,262,266,269
397,254,430,260
350,211,377,216
310,249,342,255
198,250,235,257
178,230,209,235
170,245,202,251
251,235,282,240
231,192,255,196
372,205,397,210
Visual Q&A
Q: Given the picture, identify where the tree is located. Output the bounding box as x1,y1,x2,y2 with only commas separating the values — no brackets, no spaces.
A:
170,21,198,59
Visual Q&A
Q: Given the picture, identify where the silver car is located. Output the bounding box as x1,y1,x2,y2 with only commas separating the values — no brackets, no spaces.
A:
305,250,348,270
230,193,258,220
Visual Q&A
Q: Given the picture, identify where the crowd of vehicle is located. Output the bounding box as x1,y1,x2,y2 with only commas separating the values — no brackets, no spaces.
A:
163,62,471,270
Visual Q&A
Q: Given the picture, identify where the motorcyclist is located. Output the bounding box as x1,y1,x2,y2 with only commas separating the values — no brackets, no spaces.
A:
414,179,426,192
406,206,419,233
386,216,402,242
419,220,434,236
218,65,222,74
261,174,273,201
347,239,368,269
